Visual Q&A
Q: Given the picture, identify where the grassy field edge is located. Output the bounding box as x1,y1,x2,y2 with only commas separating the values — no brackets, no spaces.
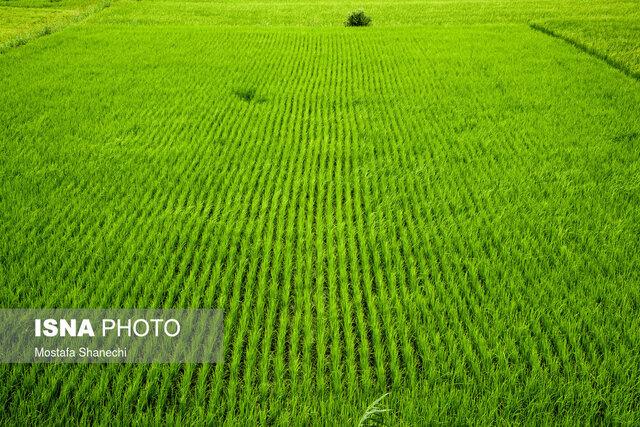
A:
0,0,113,54
529,21,640,81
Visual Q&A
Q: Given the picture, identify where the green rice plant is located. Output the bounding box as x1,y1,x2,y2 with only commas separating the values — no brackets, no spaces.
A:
358,393,390,426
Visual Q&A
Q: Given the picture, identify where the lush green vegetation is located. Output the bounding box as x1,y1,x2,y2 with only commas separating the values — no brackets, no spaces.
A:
532,17,640,78
345,10,372,27
1,0,639,424
0,0,107,52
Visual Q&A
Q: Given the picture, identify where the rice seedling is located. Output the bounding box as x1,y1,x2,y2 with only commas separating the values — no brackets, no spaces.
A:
358,393,390,426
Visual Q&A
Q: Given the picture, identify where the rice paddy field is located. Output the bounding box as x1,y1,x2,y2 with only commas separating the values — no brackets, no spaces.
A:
1,0,640,424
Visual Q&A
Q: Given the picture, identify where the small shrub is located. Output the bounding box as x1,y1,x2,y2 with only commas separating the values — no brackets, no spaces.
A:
233,87,266,103
234,87,256,102
345,10,372,27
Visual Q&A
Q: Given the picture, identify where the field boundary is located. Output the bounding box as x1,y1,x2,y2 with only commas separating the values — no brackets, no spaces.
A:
0,0,113,54
530,21,640,81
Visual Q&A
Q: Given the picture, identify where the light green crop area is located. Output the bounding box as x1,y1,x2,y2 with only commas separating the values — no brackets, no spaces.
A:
0,0,108,51
532,17,640,78
1,0,639,424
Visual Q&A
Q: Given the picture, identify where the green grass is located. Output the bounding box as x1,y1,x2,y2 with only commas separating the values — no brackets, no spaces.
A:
1,0,640,424
0,0,109,52
531,17,640,79
92,0,640,27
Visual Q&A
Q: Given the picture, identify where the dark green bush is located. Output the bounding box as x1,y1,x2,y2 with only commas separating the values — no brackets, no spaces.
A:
234,87,256,102
233,87,267,103
345,10,371,27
